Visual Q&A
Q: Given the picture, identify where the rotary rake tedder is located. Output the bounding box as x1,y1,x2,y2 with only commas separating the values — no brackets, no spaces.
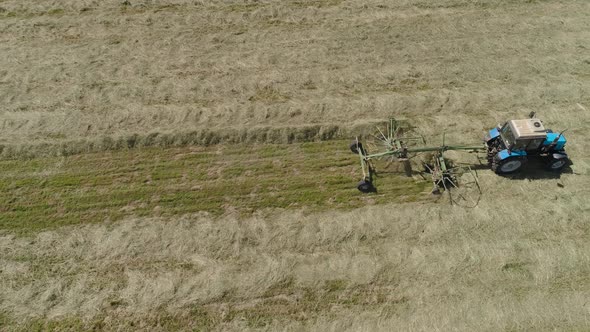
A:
350,118,485,207
351,115,569,207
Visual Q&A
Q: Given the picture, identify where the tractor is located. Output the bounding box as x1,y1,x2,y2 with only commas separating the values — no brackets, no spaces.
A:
351,113,569,205
485,112,568,174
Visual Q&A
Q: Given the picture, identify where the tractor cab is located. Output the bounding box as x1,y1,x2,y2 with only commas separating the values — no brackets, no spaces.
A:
499,118,547,153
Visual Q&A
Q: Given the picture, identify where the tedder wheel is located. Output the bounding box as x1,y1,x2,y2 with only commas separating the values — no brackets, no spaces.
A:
546,157,568,172
350,141,364,155
357,180,375,193
492,157,525,174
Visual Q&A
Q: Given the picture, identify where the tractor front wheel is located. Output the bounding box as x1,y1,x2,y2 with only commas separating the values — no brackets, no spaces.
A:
492,156,525,174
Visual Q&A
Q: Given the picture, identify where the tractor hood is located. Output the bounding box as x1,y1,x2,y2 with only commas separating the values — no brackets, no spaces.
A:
485,127,500,142
544,132,567,150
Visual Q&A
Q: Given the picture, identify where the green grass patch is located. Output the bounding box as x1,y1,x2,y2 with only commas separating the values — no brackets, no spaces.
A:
0,141,429,235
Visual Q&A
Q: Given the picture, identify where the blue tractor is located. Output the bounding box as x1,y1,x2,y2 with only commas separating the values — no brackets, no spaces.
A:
485,113,568,174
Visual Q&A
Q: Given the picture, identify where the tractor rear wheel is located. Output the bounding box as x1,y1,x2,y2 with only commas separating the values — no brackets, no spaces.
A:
492,156,525,174
546,157,568,172
357,180,375,193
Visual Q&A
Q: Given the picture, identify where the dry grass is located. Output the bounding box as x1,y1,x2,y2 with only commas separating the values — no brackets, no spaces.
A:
2,0,590,330
1,187,590,330
0,0,588,152
0,122,372,159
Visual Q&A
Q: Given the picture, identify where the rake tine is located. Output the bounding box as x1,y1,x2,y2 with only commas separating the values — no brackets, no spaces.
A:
384,156,397,169
376,126,388,142
370,133,388,145
448,176,459,189
439,171,451,204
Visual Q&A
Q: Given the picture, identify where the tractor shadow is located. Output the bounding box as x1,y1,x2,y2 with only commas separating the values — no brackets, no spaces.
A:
467,155,573,181
498,158,574,181
368,157,574,190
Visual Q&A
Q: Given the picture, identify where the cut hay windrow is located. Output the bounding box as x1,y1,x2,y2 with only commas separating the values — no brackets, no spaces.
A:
0,122,394,159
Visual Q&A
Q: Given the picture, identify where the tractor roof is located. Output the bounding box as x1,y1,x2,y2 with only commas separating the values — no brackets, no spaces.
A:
509,119,547,140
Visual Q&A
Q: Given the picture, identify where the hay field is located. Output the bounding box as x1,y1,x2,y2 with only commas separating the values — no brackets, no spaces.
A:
1,0,590,330
1,0,588,153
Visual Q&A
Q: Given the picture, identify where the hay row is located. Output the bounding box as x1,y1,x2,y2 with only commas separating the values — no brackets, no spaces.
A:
0,122,390,159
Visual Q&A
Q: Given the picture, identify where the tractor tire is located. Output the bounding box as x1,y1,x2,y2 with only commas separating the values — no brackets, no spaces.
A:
492,156,525,174
546,157,568,172
350,141,364,155
357,180,375,193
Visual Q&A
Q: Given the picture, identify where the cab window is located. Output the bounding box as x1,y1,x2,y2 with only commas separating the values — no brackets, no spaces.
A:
500,125,515,148
513,140,528,151
526,138,544,150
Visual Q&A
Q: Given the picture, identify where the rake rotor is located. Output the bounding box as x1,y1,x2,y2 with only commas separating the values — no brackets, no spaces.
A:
351,118,485,206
